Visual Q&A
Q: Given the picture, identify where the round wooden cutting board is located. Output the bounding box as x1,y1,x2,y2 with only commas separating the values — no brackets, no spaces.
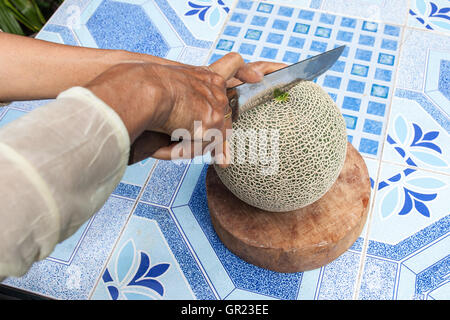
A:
206,142,371,273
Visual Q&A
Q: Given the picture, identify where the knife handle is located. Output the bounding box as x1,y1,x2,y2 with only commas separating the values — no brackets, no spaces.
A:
128,131,172,165
128,89,239,165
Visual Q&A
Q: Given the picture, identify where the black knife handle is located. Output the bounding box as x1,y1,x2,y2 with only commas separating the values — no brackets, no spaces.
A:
128,131,173,165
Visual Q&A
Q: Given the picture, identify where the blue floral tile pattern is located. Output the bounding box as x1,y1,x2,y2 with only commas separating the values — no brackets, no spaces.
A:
1,0,449,300
383,96,449,173
209,2,402,158
92,215,204,299
408,0,450,32
359,164,449,299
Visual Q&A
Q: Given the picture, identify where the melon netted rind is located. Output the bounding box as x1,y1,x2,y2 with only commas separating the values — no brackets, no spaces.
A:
214,81,347,212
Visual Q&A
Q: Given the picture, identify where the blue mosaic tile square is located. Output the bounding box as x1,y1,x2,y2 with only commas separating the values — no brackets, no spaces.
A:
287,36,305,49
337,30,353,42
283,51,300,63
272,19,289,30
367,101,386,116
381,39,398,51
355,48,373,61
251,15,268,26
237,0,253,10
238,43,256,55
347,80,366,94
231,12,247,23
323,75,342,89
223,25,241,37
363,119,383,135
384,25,400,36
328,92,338,101
319,13,336,25
293,22,310,34
375,68,393,82
216,39,234,51
267,32,284,44
378,53,395,65
359,34,376,46
315,26,332,38
278,6,294,17
341,17,357,28
298,9,315,21
343,114,358,129
310,40,327,52
339,45,350,57
359,138,379,155
257,2,273,13
330,60,346,72
245,29,262,40
371,84,390,98
348,135,353,143
260,47,278,59
209,53,223,64
362,21,378,32
351,64,369,77
343,96,362,111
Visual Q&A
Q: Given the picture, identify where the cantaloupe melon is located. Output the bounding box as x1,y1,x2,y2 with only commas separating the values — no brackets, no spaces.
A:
214,81,347,212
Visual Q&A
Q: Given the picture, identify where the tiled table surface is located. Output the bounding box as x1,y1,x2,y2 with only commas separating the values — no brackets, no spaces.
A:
1,0,449,300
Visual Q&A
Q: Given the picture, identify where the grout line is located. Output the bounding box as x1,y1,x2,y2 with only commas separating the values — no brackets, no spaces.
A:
87,159,159,299
379,159,450,177
167,205,221,300
404,0,411,26
166,161,222,299
351,169,381,300
403,24,450,37
352,21,410,299
168,160,192,208
202,0,240,65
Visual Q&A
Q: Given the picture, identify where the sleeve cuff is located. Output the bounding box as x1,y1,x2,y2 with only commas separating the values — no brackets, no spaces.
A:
57,86,131,163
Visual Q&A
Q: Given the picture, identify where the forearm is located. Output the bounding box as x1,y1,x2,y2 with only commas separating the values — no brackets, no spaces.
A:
0,32,182,101
0,87,129,278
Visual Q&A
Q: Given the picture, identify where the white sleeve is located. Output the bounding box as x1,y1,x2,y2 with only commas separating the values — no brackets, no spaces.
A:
0,87,130,278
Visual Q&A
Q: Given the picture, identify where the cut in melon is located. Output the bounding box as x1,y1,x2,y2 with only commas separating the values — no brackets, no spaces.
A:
214,81,347,212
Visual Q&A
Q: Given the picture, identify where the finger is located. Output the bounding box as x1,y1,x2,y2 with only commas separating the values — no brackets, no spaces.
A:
209,52,246,81
152,139,219,160
226,61,288,87
247,61,288,76
128,131,173,164
215,140,232,168
151,141,192,160
233,63,264,84
215,113,233,168
208,84,229,112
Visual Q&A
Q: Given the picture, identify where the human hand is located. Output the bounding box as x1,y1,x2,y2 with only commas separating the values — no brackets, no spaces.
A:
85,53,286,164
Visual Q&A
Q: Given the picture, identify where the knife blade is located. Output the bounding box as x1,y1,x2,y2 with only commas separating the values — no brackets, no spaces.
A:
226,45,345,121
129,45,345,164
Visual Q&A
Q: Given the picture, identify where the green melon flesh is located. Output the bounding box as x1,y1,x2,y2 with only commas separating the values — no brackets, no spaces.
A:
214,81,347,212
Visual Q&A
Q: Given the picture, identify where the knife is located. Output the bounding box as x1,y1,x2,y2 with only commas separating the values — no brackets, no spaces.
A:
129,45,346,164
